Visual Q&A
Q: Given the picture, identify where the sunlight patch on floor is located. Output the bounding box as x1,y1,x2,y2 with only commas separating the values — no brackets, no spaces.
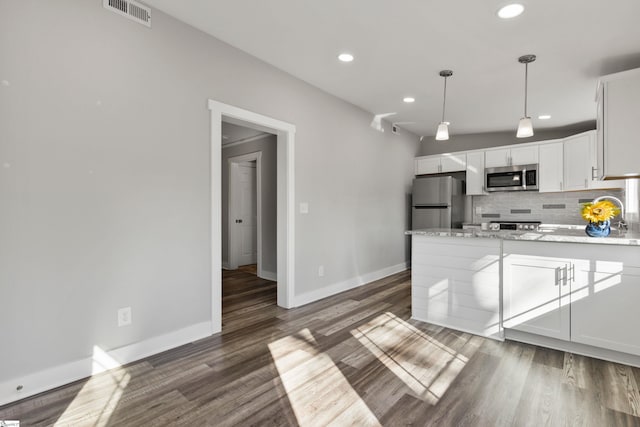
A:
352,312,471,405
55,346,130,427
268,328,381,426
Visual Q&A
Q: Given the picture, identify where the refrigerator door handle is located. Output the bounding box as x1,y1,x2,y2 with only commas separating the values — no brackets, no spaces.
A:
413,204,449,209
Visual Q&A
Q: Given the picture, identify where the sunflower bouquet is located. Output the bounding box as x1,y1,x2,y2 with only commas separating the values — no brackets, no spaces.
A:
581,200,620,223
581,200,620,237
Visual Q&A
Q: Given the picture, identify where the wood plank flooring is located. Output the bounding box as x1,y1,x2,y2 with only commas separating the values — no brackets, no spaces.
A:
2,269,640,426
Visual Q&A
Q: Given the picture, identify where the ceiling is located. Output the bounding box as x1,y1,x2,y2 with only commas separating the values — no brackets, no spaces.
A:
221,121,269,146
145,0,640,138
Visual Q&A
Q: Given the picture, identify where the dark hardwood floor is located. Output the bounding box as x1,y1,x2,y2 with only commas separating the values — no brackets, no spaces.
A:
2,269,640,426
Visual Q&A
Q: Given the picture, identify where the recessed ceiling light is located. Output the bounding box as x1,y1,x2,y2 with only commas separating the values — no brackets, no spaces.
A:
497,3,524,19
538,114,551,120
403,97,415,103
338,53,354,62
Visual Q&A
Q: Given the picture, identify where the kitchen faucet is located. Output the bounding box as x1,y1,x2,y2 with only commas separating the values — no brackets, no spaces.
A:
592,195,627,230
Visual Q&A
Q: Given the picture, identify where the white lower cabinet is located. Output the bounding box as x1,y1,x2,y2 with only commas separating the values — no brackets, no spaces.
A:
503,241,571,340
503,240,640,357
411,236,640,361
411,235,501,338
571,244,640,356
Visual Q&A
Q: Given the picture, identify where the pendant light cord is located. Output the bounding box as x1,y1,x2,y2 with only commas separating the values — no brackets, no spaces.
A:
523,63,528,117
442,76,448,123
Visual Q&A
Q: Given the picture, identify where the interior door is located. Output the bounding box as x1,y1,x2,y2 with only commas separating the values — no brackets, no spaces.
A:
237,161,257,266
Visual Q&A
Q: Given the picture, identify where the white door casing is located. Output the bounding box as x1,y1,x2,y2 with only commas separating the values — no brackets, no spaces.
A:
209,99,296,334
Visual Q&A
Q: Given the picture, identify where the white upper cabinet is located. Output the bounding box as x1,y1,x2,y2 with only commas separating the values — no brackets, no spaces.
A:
484,148,510,168
538,141,564,192
563,132,593,191
440,153,467,172
485,145,538,168
415,156,441,175
466,151,486,195
415,153,466,175
596,68,640,179
563,130,624,191
510,145,539,166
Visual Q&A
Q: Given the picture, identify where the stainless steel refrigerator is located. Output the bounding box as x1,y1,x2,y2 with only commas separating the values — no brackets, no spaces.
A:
412,176,465,229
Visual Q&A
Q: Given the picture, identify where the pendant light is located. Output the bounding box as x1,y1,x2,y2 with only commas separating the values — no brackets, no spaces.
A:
436,70,453,141
516,54,536,138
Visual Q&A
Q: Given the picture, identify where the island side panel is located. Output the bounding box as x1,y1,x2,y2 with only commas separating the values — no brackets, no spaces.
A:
411,235,502,339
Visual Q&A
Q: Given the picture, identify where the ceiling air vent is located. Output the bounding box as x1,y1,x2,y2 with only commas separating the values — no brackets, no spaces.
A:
103,0,151,28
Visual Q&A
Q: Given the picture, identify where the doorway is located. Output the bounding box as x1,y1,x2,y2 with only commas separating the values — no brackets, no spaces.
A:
224,138,276,280
209,100,296,334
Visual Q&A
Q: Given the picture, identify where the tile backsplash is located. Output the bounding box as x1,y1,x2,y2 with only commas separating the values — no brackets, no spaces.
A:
472,189,625,225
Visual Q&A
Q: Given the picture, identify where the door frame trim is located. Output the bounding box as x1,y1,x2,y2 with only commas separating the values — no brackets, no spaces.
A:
227,151,262,273
209,99,296,334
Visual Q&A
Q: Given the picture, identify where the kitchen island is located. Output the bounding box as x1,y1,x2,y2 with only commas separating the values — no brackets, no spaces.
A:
408,227,640,367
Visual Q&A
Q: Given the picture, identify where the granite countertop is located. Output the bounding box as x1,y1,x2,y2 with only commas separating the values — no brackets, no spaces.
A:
405,225,640,246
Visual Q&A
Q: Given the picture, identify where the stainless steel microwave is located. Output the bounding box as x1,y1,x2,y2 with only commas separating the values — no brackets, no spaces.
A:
485,164,538,192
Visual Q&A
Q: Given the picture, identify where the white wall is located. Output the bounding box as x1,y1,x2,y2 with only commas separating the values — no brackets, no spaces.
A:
0,0,417,391
221,134,277,275
418,124,594,156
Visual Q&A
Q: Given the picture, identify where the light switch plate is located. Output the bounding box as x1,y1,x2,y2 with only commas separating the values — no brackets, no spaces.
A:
300,202,309,214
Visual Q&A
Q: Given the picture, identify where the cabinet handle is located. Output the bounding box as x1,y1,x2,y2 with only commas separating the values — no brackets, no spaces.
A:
560,181,563,191
584,178,588,188
555,267,560,286
570,264,575,282
591,166,598,180
563,265,569,286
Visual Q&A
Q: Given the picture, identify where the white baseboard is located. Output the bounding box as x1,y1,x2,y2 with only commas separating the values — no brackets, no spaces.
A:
293,262,408,307
0,321,212,406
505,328,640,368
411,315,504,342
259,269,277,281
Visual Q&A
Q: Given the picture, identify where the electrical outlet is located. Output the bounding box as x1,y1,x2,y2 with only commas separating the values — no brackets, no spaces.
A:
475,206,482,215
318,265,325,277
300,202,309,214
118,307,132,327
